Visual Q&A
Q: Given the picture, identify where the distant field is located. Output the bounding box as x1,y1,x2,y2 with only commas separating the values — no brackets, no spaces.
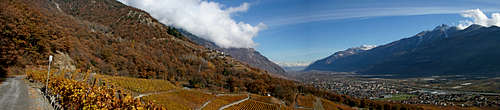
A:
458,78,500,93
405,76,500,93
376,94,415,101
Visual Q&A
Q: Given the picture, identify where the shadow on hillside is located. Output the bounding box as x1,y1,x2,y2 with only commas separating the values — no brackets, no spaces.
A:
0,68,6,83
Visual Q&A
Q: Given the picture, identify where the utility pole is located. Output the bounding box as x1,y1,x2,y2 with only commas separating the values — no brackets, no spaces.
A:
46,55,53,93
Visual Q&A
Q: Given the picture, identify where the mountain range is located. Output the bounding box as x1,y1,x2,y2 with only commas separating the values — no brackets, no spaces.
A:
179,29,287,76
306,24,500,77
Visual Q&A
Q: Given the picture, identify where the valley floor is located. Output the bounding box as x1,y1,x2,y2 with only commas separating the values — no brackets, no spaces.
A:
292,71,500,108
0,75,53,110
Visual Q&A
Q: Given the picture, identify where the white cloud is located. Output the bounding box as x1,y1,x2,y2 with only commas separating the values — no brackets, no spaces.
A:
226,3,250,14
458,9,500,29
266,7,464,27
117,0,265,48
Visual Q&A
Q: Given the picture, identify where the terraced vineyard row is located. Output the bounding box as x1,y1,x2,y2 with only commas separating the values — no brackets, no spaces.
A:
249,94,282,105
203,94,248,110
95,74,176,93
225,100,280,110
142,89,215,110
321,99,354,110
297,94,315,108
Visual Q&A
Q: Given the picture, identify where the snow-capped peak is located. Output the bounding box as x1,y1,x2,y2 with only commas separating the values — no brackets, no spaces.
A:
354,45,377,51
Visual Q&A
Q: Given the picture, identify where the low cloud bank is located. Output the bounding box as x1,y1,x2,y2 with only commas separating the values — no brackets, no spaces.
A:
118,0,266,48
276,61,312,67
458,9,500,29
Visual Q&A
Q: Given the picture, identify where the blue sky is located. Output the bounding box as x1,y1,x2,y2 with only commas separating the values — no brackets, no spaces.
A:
207,0,500,66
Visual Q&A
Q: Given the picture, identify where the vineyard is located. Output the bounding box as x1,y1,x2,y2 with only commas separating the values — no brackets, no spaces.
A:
202,94,248,110
225,100,280,110
279,106,293,110
22,68,360,110
95,74,177,93
249,94,282,105
24,68,474,110
296,94,315,108
142,89,215,110
25,69,164,109
95,73,219,110
24,68,358,110
321,98,354,110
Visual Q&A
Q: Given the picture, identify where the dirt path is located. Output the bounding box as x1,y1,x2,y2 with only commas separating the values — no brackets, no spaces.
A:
133,89,177,99
198,99,212,110
0,76,53,110
313,97,325,110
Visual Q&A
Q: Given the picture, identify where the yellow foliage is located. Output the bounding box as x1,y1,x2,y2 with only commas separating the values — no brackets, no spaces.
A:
26,69,164,109
95,74,176,93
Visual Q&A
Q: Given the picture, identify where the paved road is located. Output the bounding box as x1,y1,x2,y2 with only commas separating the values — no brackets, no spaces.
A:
134,89,177,99
218,94,250,110
0,76,53,110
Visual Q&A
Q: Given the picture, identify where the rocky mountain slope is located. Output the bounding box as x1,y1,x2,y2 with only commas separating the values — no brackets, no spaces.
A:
306,24,500,76
306,45,376,70
180,30,287,75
